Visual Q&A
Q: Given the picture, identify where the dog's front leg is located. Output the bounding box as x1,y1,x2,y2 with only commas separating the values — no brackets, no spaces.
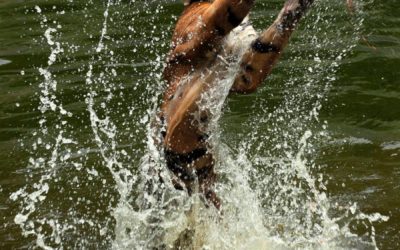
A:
231,0,314,93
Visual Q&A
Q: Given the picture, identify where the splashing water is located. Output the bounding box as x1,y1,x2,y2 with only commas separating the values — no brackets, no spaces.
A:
9,0,389,249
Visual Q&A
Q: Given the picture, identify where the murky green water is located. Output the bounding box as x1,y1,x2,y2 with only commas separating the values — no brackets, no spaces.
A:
0,0,399,249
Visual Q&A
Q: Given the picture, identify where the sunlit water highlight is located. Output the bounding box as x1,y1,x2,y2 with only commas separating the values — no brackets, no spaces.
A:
7,0,391,249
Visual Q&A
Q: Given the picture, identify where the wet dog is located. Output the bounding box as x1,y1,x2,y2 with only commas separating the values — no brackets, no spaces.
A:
157,0,314,209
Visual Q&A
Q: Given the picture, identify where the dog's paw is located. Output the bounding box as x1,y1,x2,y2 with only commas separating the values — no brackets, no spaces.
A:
279,0,314,30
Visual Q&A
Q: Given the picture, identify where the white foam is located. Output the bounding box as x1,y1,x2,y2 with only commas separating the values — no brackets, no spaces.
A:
0,58,11,66
14,214,28,224
34,5,41,14
330,136,373,145
381,141,400,150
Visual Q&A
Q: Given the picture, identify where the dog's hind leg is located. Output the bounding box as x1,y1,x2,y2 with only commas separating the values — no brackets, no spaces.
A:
230,0,314,93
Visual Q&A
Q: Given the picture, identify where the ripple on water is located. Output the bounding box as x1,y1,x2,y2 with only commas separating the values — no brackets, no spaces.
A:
381,141,400,151
330,136,373,146
0,58,11,66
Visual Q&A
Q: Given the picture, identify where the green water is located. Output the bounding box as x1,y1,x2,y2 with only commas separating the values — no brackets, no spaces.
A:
0,0,399,249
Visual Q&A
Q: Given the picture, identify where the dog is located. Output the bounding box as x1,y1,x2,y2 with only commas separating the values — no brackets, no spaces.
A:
157,0,314,210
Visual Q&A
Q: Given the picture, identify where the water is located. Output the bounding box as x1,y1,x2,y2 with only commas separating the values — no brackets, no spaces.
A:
1,0,399,249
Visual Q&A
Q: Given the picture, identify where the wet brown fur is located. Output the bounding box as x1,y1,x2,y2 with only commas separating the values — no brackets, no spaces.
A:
159,0,314,210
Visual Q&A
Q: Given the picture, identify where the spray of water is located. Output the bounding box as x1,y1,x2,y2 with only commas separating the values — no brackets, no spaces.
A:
9,0,389,249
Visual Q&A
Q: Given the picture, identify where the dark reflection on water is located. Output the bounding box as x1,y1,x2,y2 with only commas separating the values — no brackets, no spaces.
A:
0,0,399,249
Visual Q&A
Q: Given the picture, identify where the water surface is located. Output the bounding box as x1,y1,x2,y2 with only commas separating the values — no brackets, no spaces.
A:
0,0,399,249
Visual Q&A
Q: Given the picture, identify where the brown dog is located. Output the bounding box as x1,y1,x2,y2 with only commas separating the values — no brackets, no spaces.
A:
158,0,314,210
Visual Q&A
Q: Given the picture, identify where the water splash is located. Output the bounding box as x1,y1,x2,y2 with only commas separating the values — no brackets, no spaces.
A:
9,0,389,249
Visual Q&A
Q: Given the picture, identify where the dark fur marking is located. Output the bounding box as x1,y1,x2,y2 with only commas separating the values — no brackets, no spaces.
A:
215,25,226,36
165,148,208,181
184,0,208,7
168,54,185,65
160,116,166,138
227,7,242,27
241,74,251,85
196,164,213,180
200,115,208,123
165,148,207,166
251,38,280,53
245,64,254,72
198,133,209,142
